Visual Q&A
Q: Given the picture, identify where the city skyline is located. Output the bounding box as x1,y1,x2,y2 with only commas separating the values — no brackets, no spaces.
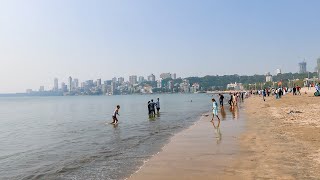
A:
1,0,320,93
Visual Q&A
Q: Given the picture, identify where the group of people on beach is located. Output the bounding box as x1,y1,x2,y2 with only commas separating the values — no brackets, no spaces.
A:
211,92,247,128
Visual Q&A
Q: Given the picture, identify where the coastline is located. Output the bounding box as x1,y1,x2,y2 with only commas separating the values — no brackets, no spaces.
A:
128,105,246,180
127,88,320,179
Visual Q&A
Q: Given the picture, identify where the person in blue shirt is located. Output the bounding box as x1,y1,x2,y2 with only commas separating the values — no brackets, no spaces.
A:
211,98,221,128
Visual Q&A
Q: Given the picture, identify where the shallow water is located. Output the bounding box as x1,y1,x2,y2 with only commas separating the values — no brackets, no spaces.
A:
0,94,214,180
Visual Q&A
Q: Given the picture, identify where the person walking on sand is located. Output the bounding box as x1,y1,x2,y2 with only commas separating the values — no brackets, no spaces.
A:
156,98,160,114
211,98,221,128
219,94,224,107
111,105,120,124
262,89,266,101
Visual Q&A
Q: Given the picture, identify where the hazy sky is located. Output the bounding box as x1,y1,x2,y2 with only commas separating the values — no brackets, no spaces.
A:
1,0,320,93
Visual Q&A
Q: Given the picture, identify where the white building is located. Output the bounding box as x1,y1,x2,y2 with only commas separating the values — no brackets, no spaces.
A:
227,82,244,90
266,72,273,82
276,69,281,75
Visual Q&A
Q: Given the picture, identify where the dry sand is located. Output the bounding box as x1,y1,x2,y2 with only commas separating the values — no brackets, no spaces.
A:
129,88,320,179
226,88,320,179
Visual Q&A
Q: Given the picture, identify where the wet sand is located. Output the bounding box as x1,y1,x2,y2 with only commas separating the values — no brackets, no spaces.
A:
129,88,320,179
129,106,245,180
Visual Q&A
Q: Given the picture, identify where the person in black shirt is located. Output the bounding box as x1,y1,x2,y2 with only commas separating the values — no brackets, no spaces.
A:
219,94,224,107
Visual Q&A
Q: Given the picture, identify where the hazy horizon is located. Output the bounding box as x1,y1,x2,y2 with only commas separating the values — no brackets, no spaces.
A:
1,0,320,93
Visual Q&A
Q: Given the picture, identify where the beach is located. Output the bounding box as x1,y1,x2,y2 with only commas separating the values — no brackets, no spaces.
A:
129,89,320,179
228,88,320,179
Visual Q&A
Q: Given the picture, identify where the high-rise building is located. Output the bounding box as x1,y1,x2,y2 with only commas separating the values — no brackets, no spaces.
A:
160,73,172,80
299,61,307,74
73,78,79,89
97,79,102,86
53,78,59,91
39,86,45,92
276,69,281,75
172,73,177,79
112,77,117,83
104,80,112,86
148,74,156,82
118,77,125,85
129,75,138,85
61,82,67,92
138,76,145,83
68,76,73,92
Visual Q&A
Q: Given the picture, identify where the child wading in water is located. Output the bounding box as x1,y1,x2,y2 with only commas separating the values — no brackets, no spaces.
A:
211,98,221,128
111,105,120,124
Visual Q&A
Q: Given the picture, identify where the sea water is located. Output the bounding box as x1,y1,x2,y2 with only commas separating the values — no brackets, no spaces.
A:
0,94,212,180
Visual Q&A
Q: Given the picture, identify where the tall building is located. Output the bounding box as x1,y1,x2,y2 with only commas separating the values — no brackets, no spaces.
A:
129,75,138,85
148,74,156,82
112,77,117,83
61,82,67,92
104,80,112,86
172,73,177,79
299,61,307,74
138,76,145,83
39,86,45,92
276,69,281,75
97,79,102,86
53,78,59,91
160,73,172,80
118,77,125,85
73,78,79,89
68,76,73,92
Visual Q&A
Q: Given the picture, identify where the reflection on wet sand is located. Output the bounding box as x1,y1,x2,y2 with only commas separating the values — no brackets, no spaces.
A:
220,107,226,120
211,121,222,145
229,106,240,120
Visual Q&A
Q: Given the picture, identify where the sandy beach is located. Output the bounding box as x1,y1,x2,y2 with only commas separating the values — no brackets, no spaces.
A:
227,88,320,179
129,104,246,180
129,88,320,179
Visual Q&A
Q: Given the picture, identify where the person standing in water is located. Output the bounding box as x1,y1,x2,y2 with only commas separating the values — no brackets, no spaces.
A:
149,99,156,117
211,98,221,128
156,98,160,114
219,94,224,107
111,105,120,124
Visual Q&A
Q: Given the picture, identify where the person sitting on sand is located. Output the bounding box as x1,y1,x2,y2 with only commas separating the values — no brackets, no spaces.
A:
111,105,120,124
211,98,221,128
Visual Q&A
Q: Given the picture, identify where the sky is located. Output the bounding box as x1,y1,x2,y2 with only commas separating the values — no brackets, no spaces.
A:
1,0,320,93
